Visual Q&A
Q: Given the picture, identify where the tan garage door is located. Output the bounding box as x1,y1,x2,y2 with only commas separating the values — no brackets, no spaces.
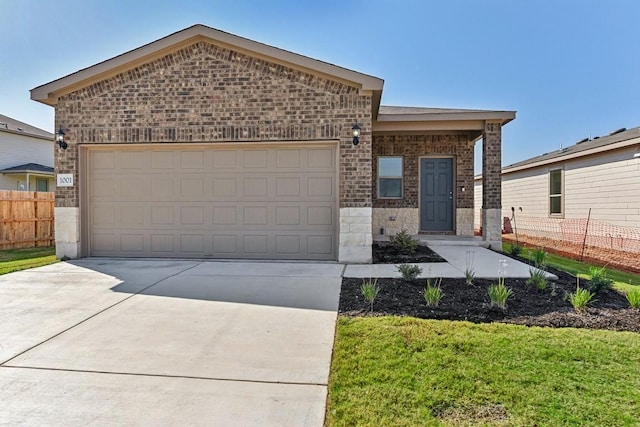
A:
86,144,337,260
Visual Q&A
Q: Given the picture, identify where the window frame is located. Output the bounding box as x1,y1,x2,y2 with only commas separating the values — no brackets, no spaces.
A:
548,168,563,217
377,156,404,199
36,177,49,192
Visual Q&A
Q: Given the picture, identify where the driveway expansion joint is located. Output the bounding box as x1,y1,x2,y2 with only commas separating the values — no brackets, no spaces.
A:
0,365,328,387
0,262,203,367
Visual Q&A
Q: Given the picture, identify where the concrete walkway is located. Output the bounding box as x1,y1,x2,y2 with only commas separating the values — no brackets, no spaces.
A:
344,245,555,279
0,260,343,427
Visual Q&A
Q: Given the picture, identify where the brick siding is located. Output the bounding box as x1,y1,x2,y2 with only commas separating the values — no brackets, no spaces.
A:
482,121,502,209
372,134,475,209
54,41,372,208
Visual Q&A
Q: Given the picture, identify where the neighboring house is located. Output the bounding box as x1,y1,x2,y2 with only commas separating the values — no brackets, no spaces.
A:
0,114,55,191
32,24,515,262
474,126,640,230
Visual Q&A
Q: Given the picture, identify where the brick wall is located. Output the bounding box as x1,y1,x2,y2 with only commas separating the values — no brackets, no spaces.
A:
372,134,475,209
482,121,502,209
54,41,372,208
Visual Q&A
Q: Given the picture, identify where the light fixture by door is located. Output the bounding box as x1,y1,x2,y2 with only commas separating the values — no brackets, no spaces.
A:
351,122,361,146
55,126,68,150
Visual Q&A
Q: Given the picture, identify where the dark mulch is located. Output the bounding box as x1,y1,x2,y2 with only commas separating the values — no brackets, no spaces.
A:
372,241,446,264
340,246,640,333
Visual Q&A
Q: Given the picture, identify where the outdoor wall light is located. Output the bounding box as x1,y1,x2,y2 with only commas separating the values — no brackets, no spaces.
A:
55,126,68,150
352,122,361,146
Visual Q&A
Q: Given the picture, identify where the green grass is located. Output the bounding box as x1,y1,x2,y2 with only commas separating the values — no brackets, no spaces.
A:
503,242,640,294
0,246,57,275
327,317,640,427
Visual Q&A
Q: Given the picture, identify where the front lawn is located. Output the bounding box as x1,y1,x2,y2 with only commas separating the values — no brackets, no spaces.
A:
326,317,640,426
503,242,640,293
0,246,57,275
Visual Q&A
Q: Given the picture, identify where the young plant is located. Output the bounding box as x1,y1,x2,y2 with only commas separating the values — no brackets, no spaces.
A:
360,278,380,313
626,289,640,309
424,278,443,308
587,265,613,293
509,244,523,256
527,267,548,291
568,285,595,313
464,250,476,285
488,278,513,310
396,263,422,280
389,229,419,255
531,247,548,268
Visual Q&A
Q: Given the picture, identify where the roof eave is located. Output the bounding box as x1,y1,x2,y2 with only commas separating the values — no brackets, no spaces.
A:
31,24,384,107
0,128,54,141
376,110,515,124
503,137,640,174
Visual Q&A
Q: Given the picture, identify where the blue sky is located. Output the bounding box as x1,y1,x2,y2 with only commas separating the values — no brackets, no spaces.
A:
2,0,639,172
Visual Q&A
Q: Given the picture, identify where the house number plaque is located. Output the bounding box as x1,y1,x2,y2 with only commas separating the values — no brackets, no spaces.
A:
57,174,74,187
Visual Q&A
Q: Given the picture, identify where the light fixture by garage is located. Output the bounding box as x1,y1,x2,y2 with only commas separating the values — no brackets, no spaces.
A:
55,126,68,150
351,122,361,146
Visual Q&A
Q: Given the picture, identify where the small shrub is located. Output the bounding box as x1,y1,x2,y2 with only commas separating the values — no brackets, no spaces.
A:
488,278,513,310
568,285,595,313
360,279,380,313
587,265,613,293
531,247,548,268
389,229,419,255
626,289,640,309
397,264,422,280
465,251,475,285
464,268,476,286
527,267,547,291
424,278,443,308
509,244,523,256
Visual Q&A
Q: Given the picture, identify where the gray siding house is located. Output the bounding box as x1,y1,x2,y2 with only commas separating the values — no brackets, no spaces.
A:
475,126,640,231
0,114,55,191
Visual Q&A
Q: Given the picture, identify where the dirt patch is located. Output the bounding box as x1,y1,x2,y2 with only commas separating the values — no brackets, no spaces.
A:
340,246,640,333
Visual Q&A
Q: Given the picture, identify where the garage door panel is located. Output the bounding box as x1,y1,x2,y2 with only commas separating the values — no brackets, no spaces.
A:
88,145,336,260
243,150,268,168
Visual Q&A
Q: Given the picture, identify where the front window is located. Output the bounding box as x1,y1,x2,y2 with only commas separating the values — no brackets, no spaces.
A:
36,178,49,192
378,156,403,198
549,169,563,215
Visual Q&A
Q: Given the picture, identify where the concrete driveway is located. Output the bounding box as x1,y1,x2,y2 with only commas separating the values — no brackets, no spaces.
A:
0,259,343,426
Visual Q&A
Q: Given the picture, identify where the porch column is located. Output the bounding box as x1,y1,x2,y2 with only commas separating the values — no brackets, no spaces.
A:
481,120,502,249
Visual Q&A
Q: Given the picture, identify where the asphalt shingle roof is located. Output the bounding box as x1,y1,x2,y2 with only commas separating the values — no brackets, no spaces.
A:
0,114,54,140
0,163,54,174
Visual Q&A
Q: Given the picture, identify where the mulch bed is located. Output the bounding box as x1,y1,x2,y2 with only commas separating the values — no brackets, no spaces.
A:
339,243,640,333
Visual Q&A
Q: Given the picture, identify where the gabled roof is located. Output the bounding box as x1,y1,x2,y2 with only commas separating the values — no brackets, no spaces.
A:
503,126,640,173
31,24,384,110
0,163,54,175
0,114,53,140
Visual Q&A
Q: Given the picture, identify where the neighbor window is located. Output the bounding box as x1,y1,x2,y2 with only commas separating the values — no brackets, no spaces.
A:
549,169,563,216
36,178,49,192
378,157,403,198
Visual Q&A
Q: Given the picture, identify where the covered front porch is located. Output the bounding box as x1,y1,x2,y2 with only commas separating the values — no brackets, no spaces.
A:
0,163,54,192
371,106,515,250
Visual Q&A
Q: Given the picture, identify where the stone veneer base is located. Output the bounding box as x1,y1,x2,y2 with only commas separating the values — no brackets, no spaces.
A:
339,207,372,263
54,207,81,259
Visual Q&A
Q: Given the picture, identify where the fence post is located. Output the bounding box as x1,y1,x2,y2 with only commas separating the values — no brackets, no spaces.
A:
580,208,591,261
511,207,519,247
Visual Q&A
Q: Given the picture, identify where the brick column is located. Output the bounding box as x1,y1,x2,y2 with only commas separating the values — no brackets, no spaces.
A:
482,121,502,249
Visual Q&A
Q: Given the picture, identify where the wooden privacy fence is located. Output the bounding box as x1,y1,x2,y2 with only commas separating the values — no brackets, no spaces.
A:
0,190,55,250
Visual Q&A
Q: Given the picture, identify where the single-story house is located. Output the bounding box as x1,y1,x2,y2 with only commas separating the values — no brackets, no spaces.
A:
32,24,515,262
474,126,640,230
0,114,55,191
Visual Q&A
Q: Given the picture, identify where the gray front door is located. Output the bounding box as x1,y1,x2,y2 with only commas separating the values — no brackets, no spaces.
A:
420,158,453,232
